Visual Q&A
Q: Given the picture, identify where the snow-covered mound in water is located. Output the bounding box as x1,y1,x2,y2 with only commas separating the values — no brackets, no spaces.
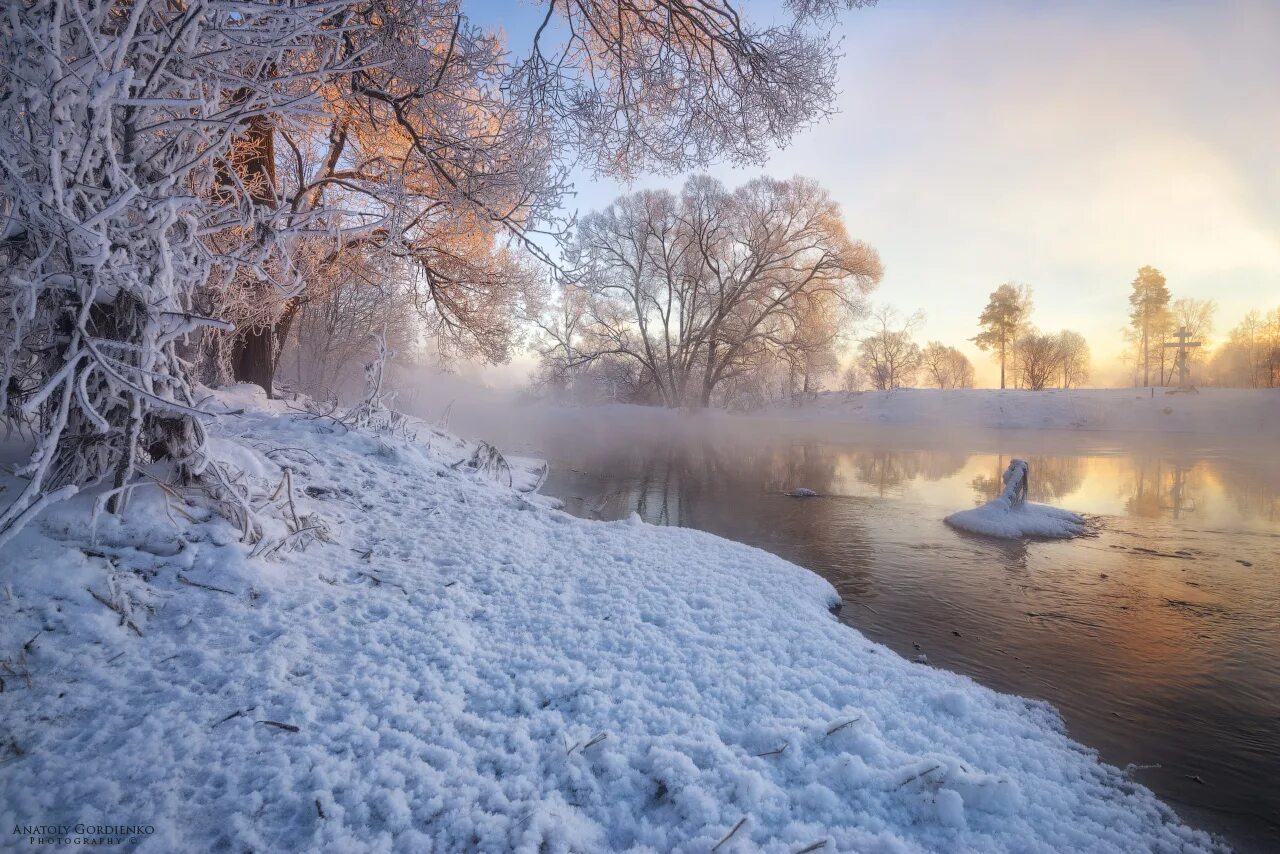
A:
0,387,1213,852
945,499,1087,539
945,458,1087,540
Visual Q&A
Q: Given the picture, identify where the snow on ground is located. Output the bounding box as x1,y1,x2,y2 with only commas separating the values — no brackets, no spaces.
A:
0,387,1220,852
760,387,1280,435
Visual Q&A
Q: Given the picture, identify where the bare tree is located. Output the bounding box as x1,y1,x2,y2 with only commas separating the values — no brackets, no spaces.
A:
513,0,875,178
278,253,419,400
1209,307,1280,388
1168,298,1216,380
920,342,975,389
1012,332,1061,391
555,175,882,407
840,363,870,392
858,307,924,391
204,0,879,396
1057,330,1091,389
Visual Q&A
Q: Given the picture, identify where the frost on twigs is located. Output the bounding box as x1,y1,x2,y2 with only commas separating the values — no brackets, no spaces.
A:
454,442,513,487
85,571,156,637
0,0,355,547
340,331,417,441
83,445,332,560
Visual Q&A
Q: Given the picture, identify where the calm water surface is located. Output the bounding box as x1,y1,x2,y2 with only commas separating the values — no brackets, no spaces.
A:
471,409,1280,850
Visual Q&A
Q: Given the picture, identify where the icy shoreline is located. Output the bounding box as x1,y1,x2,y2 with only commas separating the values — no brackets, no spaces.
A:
0,388,1218,851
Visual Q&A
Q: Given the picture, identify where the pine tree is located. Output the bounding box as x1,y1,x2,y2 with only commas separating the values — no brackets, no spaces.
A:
1128,266,1171,387
972,283,1033,389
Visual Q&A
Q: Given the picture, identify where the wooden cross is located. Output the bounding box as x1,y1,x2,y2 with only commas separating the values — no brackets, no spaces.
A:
1163,326,1202,388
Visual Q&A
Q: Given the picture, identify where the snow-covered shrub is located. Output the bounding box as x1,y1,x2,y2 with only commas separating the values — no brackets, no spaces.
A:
319,330,414,443
0,0,352,545
455,442,513,487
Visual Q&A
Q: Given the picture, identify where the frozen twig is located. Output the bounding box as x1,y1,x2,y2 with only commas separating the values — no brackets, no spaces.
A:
177,574,234,595
826,717,861,736
85,587,143,637
712,817,748,852
257,720,301,733
211,706,258,730
793,841,827,853
896,764,942,789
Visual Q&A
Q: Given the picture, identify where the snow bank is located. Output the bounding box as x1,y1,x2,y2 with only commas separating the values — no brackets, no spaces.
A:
761,387,1280,435
0,388,1214,852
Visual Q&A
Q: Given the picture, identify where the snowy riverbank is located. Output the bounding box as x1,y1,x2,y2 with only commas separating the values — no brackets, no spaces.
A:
760,387,1280,435
0,387,1220,851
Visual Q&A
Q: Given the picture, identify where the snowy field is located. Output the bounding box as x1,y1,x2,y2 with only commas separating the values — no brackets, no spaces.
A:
0,387,1221,852
759,387,1280,435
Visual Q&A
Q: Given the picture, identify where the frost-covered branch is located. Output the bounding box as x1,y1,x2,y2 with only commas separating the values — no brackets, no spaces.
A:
0,0,356,544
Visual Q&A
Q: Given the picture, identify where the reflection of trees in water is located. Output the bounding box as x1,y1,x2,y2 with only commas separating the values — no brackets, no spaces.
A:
625,436,812,526
965,453,1276,523
574,430,1279,531
609,437,878,598
1121,457,1279,523
1212,459,1280,524
632,453,684,526
970,455,1085,504
850,450,967,496
1122,458,1204,519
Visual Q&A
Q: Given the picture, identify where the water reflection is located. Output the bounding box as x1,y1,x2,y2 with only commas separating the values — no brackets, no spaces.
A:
563,436,1280,532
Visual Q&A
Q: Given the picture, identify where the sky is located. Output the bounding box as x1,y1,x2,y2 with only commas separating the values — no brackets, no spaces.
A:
471,0,1280,388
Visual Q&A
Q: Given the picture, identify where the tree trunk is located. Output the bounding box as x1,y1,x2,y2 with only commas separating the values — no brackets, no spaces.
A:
230,324,277,395
226,111,285,395
229,298,301,398
1141,322,1149,387
999,332,1006,389
697,344,718,408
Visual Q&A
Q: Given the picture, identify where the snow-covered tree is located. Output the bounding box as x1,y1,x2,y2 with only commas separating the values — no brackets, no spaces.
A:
1,0,878,541
0,0,354,545
203,0,880,397
553,175,881,408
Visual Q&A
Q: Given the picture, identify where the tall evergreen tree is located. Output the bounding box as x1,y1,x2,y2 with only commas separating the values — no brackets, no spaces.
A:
1128,266,1171,387
972,283,1032,389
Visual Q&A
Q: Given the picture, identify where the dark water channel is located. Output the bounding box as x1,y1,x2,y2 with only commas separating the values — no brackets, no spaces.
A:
469,407,1280,850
